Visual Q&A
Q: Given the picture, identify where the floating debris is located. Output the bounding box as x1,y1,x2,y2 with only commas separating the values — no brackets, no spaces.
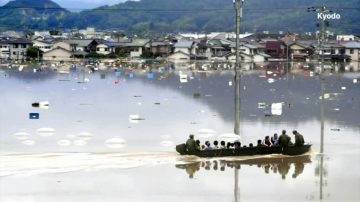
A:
37,128,56,137
21,140,36,146
258,102,266,109
14,132,30,140
160,140,174,147
154,102,161,105
29,113,39,119
57,139,72,147
105,138,127,149
341,86,347,90
73,139,87,147
331,128,341,131
193,93,201,99
271,103,283,116
77,132,93,141
32,101,49,109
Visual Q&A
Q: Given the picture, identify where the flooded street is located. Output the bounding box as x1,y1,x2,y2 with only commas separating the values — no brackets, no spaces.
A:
0,62,359,201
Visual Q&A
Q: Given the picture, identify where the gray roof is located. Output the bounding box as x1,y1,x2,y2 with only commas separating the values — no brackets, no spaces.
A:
151,41,172,46
0,38,32,44
342,41,360,49
174,40,194,48
128,39,150,47
64,39,93,47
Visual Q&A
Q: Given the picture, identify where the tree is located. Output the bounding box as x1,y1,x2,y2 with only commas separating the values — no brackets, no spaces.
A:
49,29,61,36
26,47,43,60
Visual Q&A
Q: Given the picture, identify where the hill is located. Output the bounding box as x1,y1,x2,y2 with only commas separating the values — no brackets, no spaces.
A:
0,0,359,34
0,0,69,30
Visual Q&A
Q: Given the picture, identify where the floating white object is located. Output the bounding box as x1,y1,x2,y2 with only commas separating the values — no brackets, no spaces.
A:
14,132,30,140
22,140,35,146
179,71,188,83
354,79,358,84
105,138,127,149
37,128,56,137
271,103,283,116
57,140,72,147
341,86,347,90
73,139,87,146
77,132,93,140
160,140,174,147
18,65,24,72
229,81,233,86
267,78,275,83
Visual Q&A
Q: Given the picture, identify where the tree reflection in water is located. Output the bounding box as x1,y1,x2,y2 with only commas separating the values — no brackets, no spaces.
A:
176,155,311,180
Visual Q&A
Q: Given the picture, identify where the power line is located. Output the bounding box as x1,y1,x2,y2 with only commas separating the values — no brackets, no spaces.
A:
0,6,359,12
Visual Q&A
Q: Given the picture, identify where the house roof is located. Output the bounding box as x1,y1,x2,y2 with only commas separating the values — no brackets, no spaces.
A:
128,39,150,47
342,41,360,49
151,41,172,46
44,46,72,54
64,39,93,47
0,38,32,44
174,40,194,48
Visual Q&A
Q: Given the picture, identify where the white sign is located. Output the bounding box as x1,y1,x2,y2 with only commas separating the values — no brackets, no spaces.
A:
318,13,341,20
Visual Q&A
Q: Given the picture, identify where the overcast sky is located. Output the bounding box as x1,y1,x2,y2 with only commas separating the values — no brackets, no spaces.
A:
0,0,130,9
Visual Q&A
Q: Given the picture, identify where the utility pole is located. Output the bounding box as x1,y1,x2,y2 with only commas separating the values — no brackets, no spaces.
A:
234,0,244,136
318,6,328,155
233,3,244,202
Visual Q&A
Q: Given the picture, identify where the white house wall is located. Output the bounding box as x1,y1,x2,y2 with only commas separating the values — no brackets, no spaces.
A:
43,49,72,62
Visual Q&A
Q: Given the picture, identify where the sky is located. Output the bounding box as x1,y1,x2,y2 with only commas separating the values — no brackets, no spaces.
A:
0,0,129,10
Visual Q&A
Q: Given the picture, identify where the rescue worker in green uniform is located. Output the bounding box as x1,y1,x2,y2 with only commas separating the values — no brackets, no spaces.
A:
186,134,196,153
292,130,305,146
278,130,291,147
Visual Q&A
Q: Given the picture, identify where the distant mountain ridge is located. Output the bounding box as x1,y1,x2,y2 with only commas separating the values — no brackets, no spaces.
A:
0,0,68,30
0,0,359,34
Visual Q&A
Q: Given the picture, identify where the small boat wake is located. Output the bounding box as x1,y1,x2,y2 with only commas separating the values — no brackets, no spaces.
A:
0,150,316,177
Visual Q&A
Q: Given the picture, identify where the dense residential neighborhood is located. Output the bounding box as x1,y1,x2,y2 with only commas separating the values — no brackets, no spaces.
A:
1,28,360,65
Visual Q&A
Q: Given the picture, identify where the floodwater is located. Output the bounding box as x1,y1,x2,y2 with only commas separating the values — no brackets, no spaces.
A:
0,61,359,202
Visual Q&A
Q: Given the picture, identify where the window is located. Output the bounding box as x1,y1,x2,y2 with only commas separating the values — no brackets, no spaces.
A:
21,44,26,48
96,48,100,51
350,49,354,54
105,48,109,51
13,52,16,55
14,44,19,48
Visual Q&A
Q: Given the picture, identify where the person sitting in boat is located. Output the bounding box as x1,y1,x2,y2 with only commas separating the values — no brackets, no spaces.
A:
186,134,197,152
249,143,254,147
195,140,201,150
271,133,279,146
257,139,263,147
205,141,214,150
213,140,219,149
292,130,305,146
263,136,273,147
226,142,232,149
279,130,291,147
234,141,241,149
220,141,226,149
